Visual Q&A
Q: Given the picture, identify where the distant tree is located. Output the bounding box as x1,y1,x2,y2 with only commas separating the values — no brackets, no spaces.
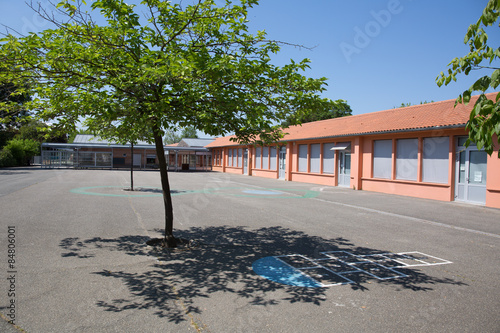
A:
281,99,352,127
164,126,198,144
1,0,332,247
164,129,182,145
436,0,500,156
180,126,198,139
394,101,434,108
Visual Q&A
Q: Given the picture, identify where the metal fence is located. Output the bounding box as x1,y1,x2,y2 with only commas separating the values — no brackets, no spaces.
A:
41,150,113,168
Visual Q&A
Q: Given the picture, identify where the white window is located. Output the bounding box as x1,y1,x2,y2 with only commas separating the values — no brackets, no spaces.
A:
310,144,320,173
255,147,261,169
298,144,308,172
237,148,242,167
373,140,392,179
228,149,232,166
396,138,418,181
270,146,277,170
422,137,449,184
322,143,335,174
262,147,269,169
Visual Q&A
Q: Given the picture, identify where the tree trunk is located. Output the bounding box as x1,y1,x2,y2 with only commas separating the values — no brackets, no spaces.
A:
153,128,177,248
130,142,134,191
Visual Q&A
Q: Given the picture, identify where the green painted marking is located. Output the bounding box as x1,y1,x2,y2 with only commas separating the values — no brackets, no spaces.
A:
207,187,319,199
70,186,319,199
70,186,201,198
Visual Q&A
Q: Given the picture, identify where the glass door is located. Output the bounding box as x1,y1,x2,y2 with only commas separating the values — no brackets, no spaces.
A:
243,149,248,175
456,139,487,204
338,151,351,187
279,147,286,180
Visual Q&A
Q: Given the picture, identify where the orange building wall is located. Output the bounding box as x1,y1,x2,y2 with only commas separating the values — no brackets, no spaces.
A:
486,136,500,208
210,130,500,209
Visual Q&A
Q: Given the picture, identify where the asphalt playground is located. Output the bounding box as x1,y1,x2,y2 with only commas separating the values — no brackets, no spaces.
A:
0,167,499,332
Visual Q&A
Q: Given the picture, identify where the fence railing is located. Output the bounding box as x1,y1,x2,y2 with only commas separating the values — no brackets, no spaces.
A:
41,151,113,168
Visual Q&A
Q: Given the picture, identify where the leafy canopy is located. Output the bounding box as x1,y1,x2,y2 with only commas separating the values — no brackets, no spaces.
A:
0,0,332,146
0,0,335,244
436,0,500,156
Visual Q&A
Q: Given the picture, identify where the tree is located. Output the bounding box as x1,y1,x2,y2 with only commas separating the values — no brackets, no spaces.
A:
164,129,182,145
164,126,198,145
180,126,198,139
281,99,351,127
436,0,500,156
0,77,32,148
0,0,332,247
393,101,434,109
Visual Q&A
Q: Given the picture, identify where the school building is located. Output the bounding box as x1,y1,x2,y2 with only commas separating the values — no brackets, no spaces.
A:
207,93,500,209
41,135,213,171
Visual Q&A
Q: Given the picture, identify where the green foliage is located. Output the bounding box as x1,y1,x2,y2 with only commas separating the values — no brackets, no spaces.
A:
0,74,31,131
281,99,352,127
164,128,182,145
436,0,500,156
0,0,331,146
0,138,40,167
180,126,198,139
394,101,434,109
164,126,198,144
0,148,15,167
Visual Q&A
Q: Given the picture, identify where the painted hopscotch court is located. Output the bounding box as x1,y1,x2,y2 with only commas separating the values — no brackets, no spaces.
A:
253,251,452,288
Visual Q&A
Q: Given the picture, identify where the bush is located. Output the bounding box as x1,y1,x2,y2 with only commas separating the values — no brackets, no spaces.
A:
0,139,40,167
0,149,16,167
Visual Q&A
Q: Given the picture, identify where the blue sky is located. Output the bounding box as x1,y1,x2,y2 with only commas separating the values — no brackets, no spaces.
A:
0,0,497,118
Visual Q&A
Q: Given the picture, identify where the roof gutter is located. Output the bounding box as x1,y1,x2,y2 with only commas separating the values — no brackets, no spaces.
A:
282,124,467,143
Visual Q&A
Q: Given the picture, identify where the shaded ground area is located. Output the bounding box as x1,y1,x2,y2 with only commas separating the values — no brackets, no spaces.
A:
59,225,466,325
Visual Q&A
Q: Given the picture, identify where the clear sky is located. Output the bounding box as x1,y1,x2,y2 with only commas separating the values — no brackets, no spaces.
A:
1,0,498,118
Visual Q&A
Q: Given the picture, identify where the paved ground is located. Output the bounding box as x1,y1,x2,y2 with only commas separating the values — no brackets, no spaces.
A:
0,167,499,332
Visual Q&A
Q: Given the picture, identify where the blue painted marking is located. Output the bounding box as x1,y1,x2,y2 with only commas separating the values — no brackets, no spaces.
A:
252,256,322,288
242,189,284,195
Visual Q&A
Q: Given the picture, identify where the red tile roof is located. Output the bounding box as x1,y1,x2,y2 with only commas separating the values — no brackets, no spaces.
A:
206,92,498,147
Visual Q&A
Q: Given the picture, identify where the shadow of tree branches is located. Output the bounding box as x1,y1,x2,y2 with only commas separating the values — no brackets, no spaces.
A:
59,226,467,324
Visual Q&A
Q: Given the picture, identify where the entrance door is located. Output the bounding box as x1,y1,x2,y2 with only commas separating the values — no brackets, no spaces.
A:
243,149,248,175
338,151,351,187
133,154,142,168
279,147,286,180
456,142,487,204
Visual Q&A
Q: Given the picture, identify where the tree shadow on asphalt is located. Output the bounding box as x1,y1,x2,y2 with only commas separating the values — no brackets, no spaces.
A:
59,226,467,323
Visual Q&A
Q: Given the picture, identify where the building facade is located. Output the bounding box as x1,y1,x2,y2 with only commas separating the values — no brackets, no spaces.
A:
207,94,500,209
41,135,213,171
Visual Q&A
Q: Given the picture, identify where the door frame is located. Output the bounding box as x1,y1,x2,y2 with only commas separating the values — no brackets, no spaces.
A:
279,146,286,180
243,148,248,175
338,150,351,187
455,138,487,205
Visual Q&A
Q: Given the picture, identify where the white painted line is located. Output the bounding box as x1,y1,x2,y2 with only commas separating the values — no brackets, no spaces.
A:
310,197,500,239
